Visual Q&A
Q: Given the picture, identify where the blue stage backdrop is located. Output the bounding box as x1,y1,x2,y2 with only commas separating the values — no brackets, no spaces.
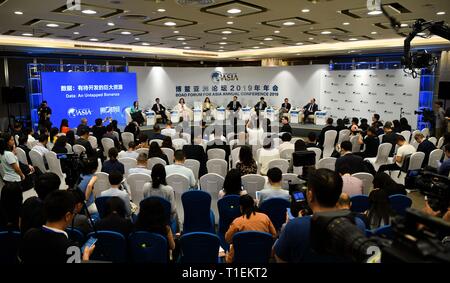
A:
41,72,137,127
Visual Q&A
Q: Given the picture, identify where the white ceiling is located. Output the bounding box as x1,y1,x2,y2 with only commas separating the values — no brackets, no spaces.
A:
0,0,449,59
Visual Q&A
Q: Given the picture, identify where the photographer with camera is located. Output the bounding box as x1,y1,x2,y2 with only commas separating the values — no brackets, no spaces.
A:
274,168,366,263
434,101,447,139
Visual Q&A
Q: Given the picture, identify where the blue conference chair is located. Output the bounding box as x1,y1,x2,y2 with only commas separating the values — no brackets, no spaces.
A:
0,230,20,263
350,195,370,213
182,190,215,234
259,198,290,232
128,231,168,263
95,196,112,219
389,194,412,216
87,230,127,263
66,227,85,246
179,232,220,263
141,196,177,234
217,195,241,250
232,231,274,263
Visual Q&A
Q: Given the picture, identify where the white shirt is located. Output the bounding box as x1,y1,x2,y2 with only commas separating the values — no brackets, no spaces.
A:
341,174,363,197
258,148,280,175
247,127,264,146
0,151,21,182
32,143,50,156
161,128,176,137
128,166,152,176
100,188,132,216
165,164,196,187
258,185,290,205
27,135,36,149
118,150,139,160
396,143,416,167
279,142,294,152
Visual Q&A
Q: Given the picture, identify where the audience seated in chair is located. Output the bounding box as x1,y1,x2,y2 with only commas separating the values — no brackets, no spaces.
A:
378,135,416,173
148,141,169,164
149,124,166,141
165,150,196,188
100,171,132,217
136,133,149,149
356,127,379,158
381,122,398,157
218,169,248,200
103,124,121,150
274,168,366,263
306,132,318,148
95,196,133,237
336,164,363,197
20,190,95,263
102,148,125,175
236,146,258,176
318,118,336,149
257,168,289,206
279,133,294,152
258,137,280,176
75,127,97,158
280,116,292,134
335,141,367,175
118,141,139,159
225,195,277,263
67,188,93,235
414,132,436,166
128,153,152,176
438,144,450,176
183,135,208,177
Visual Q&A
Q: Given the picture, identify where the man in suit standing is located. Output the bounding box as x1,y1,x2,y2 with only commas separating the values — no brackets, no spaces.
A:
254,97,268,116
151,98,168,124
302,98,319,124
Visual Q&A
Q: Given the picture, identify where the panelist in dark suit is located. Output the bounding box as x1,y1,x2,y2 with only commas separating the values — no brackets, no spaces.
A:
227,96,242,112
281,98,291,112
254,97,268,116
151,98,168,123
302,98,319,123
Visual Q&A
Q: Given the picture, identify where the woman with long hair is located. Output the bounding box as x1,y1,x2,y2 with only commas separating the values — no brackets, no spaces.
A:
224,195,277,263
143,164,177,224
52,135,68,154
236,146,257,176
49,127,59,144
161,136,175,151
65,130,75,146
219,168,247,199
135,197,176,251
148,141,169,164
60,119,70,134
95,197,133,237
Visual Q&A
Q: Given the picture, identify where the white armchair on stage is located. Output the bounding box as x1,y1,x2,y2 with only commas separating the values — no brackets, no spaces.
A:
124,107,146,125
171,105,193,123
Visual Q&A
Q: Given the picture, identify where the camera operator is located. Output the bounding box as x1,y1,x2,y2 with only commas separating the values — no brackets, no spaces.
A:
273,168,366,263
434,101,447,139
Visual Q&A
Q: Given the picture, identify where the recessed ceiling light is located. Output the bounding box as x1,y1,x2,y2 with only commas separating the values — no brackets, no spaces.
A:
173,30,179,34
164,21,177,26
107,22,115,26
135,38,140,40
296,53,301,55
437,11,446,15
82,9,97,15
371,31,378,34
227,8,242,14
301,9,310,13
46,23,59,28
226,21,234,25
73,32,80,35
253,46,260,49
219,42,228,45
121,31,131,35
14,11,23,15
177,37,185,41
308,37,314,40
418,32,427,36
157,9,166,12
283,21,296,26
321,31,332,34
222,30,232,34
274,30,280,34
343,22,350,25
142,42,150,46
264,37,273,41
222,37,228,40
218,50,225,52
182,42,187,45
296,42,303,45
22,33,33,37
348,38,358,41
220,46,224,49
367,10,382,15
184,46,191,49
89,38,99,41
259,42,264,45
400,23,408,27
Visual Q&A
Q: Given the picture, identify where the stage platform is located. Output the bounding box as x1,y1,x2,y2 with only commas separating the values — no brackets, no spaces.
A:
139,122,323,139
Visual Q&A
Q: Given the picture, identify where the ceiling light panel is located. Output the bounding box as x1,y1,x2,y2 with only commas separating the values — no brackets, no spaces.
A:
204,27,249,35
53,3,123,19
200,0,267,18
162,35,201,41
144,16,197,28
104,28,148,36
24,19,80,30
339,2,411,19
262,17,315,28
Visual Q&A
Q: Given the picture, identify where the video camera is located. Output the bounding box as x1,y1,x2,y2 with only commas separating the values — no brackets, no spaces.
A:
310,207,450,263
406,170,450,215
288,176,312,218
413,108,434,123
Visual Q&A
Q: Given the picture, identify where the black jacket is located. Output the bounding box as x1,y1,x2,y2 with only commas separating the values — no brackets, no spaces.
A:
183,144,207,177
254,101,267,111
318,125,336,147
335,153,367,174
151,103,166,113
75,138,96,158
227,101,242,112
303,103,318,113
281,103,291,111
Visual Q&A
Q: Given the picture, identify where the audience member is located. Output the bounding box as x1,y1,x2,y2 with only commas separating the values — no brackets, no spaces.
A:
128,153,152,176
378,135,416,173
76,118,89,137
92,118,107,145
18,134,32,164
100,171,131,217
392,120,401,133
438,144,450,176
218,169,247,199
118,141,139,159
258,167,289,205
94,196,133,237
161,121,176,137
381,121,398,157
414,132,436,166
77,158,99,214
102,148,125,175
279,133,294,152
258,137,280,176
148,141,169,164
183,135,207,177
32,134,50,157
225,195,276,263
280,116,292,134
236,145,258,176
67,188,92,235
335,141,367,174
318,118,336,148
136,133,149,149
165,150,196,188
336,164,363,197
161,136,175,151
150,124,166,141
357,127,379,158
306,132,318,148
103,124,121,150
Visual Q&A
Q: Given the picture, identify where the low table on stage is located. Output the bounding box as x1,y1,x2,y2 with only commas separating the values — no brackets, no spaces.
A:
170,110,180,123
145,110,156,126
216,107,226,121
194,108,202,122
264,108,276,121
315,111,328,125
290,109,300,124
242,107,251,121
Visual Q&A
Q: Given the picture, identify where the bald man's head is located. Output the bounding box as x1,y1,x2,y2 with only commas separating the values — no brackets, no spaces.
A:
337,193,351,210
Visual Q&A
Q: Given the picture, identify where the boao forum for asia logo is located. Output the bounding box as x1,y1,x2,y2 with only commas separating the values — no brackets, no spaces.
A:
211,71,239,83
67,108,92,118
